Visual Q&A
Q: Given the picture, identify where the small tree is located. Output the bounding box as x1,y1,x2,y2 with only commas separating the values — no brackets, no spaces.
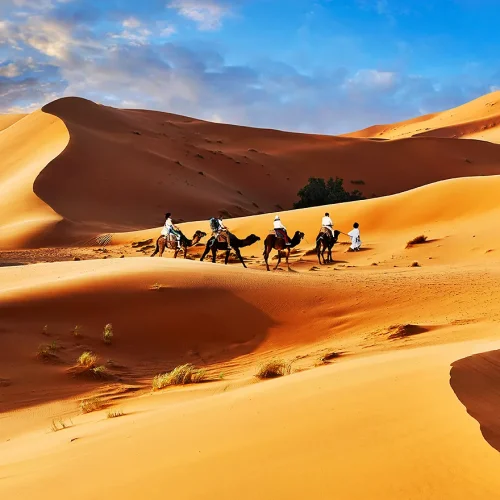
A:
293,177,365,209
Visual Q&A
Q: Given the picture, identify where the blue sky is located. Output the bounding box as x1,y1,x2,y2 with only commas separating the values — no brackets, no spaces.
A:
1,0,499,133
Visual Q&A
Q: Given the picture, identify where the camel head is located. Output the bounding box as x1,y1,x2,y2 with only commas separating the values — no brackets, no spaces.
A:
246,234,261,245
294,231,305,242
194,230,207,239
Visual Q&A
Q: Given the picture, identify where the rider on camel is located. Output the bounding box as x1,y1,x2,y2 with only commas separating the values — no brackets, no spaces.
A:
321,212,334,236
273,215,291,245
161,212,182,249
210,215,232,250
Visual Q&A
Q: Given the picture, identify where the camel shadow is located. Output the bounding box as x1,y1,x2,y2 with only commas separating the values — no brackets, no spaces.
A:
450,349,500,452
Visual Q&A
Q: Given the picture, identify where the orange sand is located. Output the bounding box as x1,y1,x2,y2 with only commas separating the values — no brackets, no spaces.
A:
1,94,500,499
346,90,500,143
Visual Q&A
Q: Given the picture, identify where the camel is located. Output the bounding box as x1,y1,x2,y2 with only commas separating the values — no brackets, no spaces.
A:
315,228,341,264
151,230,206,258
200,233,261,268
263,230,305,271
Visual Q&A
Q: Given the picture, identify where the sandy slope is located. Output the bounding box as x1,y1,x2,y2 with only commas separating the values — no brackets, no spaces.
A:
4,94,500,249
346,91,500,143
0,110,69,249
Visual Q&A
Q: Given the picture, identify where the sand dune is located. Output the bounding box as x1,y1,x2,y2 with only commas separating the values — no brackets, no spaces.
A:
3,94,500,249
346,90,500,143
3,93,500,498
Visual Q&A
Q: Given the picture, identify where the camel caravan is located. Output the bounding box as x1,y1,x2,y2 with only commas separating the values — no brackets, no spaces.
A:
152,212,361,270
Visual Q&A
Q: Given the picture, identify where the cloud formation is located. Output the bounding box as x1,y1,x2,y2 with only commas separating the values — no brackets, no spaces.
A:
0,0,499,133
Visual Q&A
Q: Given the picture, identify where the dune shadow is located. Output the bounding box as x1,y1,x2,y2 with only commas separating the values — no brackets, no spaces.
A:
450,349,500,452
0,286,276,414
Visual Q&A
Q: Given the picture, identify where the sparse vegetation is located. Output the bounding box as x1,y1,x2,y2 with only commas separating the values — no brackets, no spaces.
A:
50,418,73,432
219,372,225,379
78,351,97,368
406,235,428,248
92,365,108,376
107,409,125,419
80,397,105,414
255,359,292,379
410,261,421,267
152,364,206,390
37,343,59,362
103,323,113,345
293,177,365,209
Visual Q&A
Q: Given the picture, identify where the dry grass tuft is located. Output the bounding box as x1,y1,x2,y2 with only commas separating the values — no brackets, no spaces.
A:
103,323,113,345
80,396,105,414
37,343,60,362
107,409,125,419
406,235,428,248
78,351,97,368
410,261,421,267
255,359,292,379
152,364,206,390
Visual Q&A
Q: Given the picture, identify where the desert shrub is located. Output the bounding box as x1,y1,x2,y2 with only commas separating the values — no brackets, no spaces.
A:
80,397,104,414
37,343,59,362
107,409,125,419
92,365,108,376
103,324,113,345
410,261,421,267
255,359,292,379
152,364,206,390
78,351,97,368
293,177,365,209
406,235,428,248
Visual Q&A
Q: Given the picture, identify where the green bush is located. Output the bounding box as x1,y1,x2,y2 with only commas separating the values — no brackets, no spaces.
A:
293,177,365,209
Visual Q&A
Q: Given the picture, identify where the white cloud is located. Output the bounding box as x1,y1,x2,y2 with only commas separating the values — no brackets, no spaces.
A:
0,62,21,77
122,17,141,28
169,0,230,31
347,69,397,90
160,25,177,37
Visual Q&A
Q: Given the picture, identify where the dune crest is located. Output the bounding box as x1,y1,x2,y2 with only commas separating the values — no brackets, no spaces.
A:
3,94,500,248
345,90,500,143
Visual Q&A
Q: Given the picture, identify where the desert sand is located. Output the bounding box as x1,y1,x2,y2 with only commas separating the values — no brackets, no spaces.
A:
1,94,500,499
346,90,500,143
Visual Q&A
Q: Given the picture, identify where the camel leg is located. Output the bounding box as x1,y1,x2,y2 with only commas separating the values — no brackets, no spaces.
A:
263,247,271,272
173,248,179,259
316,243,322,265
286,248,291,269
235,248,247,268
200,244,211,262
151,239,160,257
159,239,166,257
274,250,282,270
224,250,230,265
211,246,217,263
183,246,188,259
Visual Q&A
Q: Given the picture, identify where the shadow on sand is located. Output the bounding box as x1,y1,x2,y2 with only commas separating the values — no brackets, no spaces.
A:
450,349,500,452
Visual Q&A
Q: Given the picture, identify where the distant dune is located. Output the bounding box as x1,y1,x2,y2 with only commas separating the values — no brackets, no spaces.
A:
345,90,500,143
2,94,500,248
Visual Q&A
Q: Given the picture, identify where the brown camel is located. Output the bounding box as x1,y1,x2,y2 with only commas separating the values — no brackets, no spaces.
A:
315,228,341,264
151,230,206,258
200,233,261,268
263,230,305,271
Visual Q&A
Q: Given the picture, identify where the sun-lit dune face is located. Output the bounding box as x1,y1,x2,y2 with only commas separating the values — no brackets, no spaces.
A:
4,94,500,500
3,94,500,250
345,90,500,144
